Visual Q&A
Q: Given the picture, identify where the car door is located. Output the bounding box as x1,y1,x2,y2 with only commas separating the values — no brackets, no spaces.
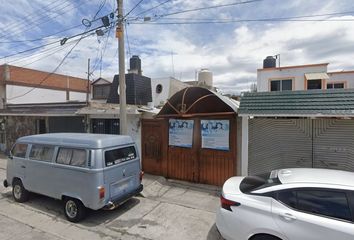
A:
271,188,354,240
26,144,55,196
10,143,29,184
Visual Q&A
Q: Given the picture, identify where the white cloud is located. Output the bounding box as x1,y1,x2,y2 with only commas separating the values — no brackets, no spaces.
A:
1,0,354,95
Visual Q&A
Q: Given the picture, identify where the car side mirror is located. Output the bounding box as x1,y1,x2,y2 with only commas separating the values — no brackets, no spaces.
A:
8,152,13,160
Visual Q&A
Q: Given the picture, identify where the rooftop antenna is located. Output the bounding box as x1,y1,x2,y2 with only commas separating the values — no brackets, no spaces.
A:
274,54,280,67
171,50,175,78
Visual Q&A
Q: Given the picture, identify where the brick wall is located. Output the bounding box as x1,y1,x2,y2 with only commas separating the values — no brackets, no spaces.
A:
0,65,90,93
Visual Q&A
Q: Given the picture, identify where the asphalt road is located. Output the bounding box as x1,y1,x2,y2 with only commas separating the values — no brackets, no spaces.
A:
0,158,223,240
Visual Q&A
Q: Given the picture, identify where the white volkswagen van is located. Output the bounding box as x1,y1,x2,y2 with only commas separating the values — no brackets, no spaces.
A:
3,133,143,222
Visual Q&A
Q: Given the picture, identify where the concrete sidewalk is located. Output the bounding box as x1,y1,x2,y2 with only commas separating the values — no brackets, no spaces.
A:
0,157,222,240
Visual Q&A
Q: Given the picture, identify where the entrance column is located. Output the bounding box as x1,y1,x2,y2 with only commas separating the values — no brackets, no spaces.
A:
241,116,249,176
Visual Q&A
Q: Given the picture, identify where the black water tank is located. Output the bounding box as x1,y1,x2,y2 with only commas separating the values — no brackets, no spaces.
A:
263,56,276,68
130,55,141,73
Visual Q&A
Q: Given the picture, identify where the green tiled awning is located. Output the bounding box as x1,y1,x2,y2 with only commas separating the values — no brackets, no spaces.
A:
239,89,354,116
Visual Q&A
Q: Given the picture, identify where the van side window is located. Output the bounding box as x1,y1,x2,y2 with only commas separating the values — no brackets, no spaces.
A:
105,146,136,167
56,148,87,167
29,145,54,162
12,143,28,158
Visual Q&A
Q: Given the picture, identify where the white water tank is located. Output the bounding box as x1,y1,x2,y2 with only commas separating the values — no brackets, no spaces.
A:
198,69,213,87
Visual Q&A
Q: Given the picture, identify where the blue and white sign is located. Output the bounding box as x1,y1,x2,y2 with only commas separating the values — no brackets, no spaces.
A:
169,119,194,148
201,120,229,151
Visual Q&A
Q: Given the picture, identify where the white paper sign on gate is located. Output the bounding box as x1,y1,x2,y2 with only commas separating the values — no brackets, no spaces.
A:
168,119,194,148
201,120,229,151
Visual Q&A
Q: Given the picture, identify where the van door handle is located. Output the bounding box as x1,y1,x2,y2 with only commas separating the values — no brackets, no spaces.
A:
279,212,297,221
21,165,26,168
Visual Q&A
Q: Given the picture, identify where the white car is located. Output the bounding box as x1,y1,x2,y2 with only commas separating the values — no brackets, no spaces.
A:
216,168,354,240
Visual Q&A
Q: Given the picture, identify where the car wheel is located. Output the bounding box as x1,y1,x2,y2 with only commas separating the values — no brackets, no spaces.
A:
12,179,29,203
63,198,86,223
251,235,281,240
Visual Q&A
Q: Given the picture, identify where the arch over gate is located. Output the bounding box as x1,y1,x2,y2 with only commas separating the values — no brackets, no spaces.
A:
142,87,239,186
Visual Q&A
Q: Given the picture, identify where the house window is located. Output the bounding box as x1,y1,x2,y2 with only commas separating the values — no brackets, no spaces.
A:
156,84,163,94
327,83,345,89
307,79,322,90
93,84,111,99
270,79,292,91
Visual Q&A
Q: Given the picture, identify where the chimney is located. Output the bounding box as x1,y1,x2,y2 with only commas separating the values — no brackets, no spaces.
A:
128,55,142,75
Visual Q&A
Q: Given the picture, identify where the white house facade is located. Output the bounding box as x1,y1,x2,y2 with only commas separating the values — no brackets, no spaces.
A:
257,59,354,92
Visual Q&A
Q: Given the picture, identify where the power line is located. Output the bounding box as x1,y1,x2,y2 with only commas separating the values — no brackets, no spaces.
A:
1,18,115,61
129,10,354,25
124,0,145,19
130,18,354,25
18,40,80,68
157,0,263,17
0,0,70,34
1,0,81,39
6,0,114,100
133,0,173,17
7,36,86,101
0,24,83,44
125,22,132,58
153,10,354,21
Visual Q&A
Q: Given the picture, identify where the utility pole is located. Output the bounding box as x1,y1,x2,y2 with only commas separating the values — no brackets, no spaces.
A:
117,0,127,135
86,58,90,104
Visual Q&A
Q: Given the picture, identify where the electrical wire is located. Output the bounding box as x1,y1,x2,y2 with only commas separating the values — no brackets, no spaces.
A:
157,0,263,17
130,18,354,24
133,0,173,17
155,10,354,22
7,36,86,101
19,40,80,68
129,10,354,25
125,22,132,59
124,0,145,19
0,0,70,34
1,0,82,39
0,24,83,44
6,0,112,100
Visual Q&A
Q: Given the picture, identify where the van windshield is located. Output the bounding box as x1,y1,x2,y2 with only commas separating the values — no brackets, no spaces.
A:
240,170,281,193
105,146,136,167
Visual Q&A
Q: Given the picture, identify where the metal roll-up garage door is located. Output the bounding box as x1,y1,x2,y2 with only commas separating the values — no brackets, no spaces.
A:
249,118,354,175
313,119,354,171
249,118,312,175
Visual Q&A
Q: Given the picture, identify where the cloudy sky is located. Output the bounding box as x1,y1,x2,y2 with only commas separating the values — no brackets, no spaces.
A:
1,0,354,94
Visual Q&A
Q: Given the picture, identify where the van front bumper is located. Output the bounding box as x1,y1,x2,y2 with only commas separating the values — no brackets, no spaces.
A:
103,184,143,210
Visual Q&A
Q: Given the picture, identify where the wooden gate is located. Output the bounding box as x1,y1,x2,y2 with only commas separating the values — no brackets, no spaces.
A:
198,118,237,186
141,119,168,176
142,117,237,186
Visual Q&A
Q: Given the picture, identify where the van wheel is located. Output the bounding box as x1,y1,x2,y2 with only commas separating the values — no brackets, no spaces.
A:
12,179,29,203
63,198,86,223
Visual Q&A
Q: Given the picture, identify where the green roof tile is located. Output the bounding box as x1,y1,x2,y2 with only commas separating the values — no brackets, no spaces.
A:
239,89,354,116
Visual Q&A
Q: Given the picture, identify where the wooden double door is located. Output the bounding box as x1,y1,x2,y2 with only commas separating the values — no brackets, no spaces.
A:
142,117,237,186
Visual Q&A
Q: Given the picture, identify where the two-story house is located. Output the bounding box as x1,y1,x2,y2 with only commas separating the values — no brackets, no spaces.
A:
257,56,354,92
238,57,354,176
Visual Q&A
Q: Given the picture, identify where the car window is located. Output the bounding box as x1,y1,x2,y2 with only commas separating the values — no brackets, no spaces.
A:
29,145,54,162
105,146,136,167
240,171,281,193
56,148,87,167
296,190,352,221
277,190,297,209
11,143,28,158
